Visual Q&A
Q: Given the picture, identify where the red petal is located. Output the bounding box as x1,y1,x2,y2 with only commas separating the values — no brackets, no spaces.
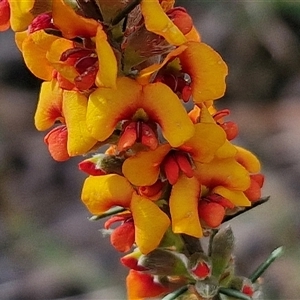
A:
175,152,194,178
162,154,180,185
110,221,135,252
44,125,70,161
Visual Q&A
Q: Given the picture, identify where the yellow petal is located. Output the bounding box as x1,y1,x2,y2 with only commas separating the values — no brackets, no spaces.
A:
123,144,171,186
142,82,195,147
15,31,27,51
131,194,170,254
213,186,251,207
215,140,238,159
160,0,175,11
95,27,117,89
21,30,59,80
62,91,98,156
8,0,34,31
140,0,187,46
34,80,63,131
235,146,261,173
170,175,202,237
87,77,142,141
52,0,99,39
185,26,201,42
181,123,226,163
195,158,250,191
81,174,134,215
179,42,228,103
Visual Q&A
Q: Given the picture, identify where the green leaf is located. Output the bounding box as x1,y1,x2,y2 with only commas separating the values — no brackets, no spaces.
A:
219,287,252,300
250,246,284,283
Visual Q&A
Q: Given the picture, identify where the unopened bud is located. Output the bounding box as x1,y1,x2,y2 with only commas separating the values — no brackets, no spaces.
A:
229,276,254,297
188,252,211,280
210,226,235,279
138,249,189,276
194,277,219,299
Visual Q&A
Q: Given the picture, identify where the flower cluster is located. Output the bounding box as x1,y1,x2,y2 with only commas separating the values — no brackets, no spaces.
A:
1,0,269,299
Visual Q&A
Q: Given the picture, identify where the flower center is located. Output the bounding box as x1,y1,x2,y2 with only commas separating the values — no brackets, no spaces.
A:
161,150,194,185
117,120,158,152
60,47,98,91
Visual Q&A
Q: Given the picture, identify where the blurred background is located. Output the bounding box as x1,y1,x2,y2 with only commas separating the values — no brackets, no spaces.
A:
1,1,300,299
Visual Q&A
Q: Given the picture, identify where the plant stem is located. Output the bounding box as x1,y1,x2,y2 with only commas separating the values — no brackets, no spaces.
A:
111,0,142,25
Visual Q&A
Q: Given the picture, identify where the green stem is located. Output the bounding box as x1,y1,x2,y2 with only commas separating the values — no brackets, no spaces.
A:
219,287,252,300
111,0,142,25
89,207,127,221
249,246,284,283
162,285,189,300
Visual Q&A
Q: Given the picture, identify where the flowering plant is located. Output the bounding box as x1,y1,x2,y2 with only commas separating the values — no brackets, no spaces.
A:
0,0,282,299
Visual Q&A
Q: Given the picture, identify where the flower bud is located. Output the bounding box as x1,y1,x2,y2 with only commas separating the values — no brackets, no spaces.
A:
210,226,234,279
198,201,225,228
229,276,255,297
138,249,189,276
167,7,193,35
188,252,211,280
79,154,124,175
194,277,219,299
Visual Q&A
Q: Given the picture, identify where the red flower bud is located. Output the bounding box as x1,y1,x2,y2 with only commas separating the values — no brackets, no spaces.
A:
167,7,193,35
198,201,225,228
220,121,238,140
192,260,211,279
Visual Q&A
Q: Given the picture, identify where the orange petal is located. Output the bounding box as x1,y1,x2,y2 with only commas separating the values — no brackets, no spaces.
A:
123,144,171,186
140,0,187,46
62,91,98,156
81,174,134,215
95,27,117,88
8,0,34,31
179,42,228,103
142,82,195,147
235,146,261,173
131,194,170,254
110,221,135,252
182,123,226,163
185,26,201,42
52,0,99,39
44,125,69,161
87,77,142,141
170,175,202,237
21,30,58,80
212,186,251,207
195,158,251,191
127,270,168,300
34,80,63,131
244,178,262,202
